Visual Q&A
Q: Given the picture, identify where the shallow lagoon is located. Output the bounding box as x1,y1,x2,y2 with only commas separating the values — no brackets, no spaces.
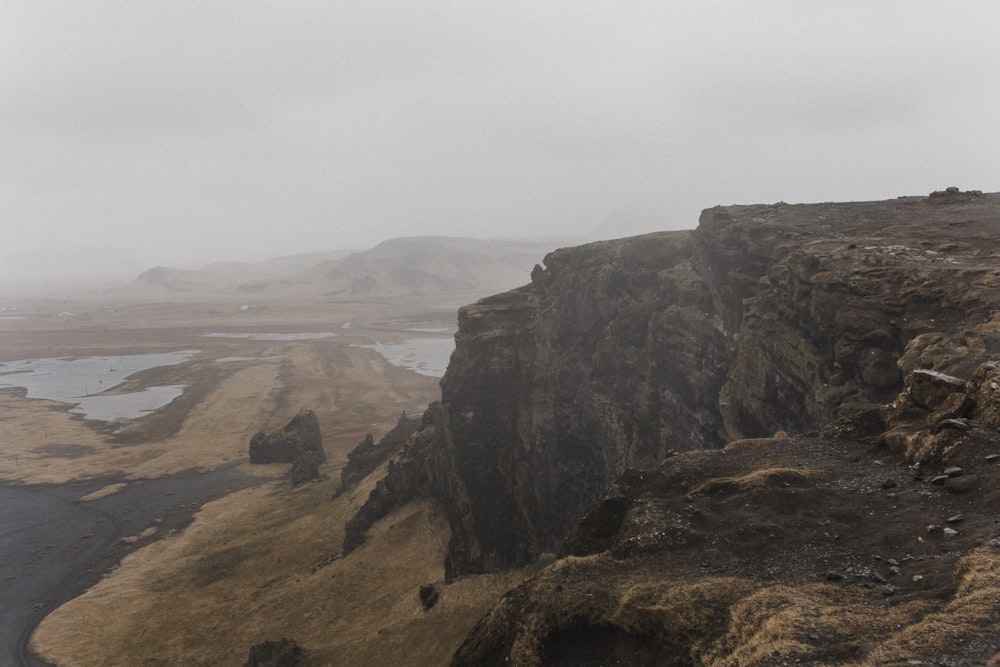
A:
71,384,187,421
202,332,337,341
0,350,197,421
358,338,455,378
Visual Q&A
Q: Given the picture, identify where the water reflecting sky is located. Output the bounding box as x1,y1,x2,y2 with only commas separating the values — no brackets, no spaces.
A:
0,351,197,420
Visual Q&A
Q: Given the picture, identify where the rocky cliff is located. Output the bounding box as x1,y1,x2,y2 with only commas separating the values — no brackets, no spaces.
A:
249,409,326,486
342,230,731,575
451,190,1000,667
343,189,1000,598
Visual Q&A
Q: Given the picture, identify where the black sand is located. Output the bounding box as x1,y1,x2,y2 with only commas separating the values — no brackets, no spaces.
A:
0,464,256,666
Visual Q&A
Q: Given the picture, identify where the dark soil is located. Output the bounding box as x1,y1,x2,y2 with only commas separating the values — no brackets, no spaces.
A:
0,464,257,666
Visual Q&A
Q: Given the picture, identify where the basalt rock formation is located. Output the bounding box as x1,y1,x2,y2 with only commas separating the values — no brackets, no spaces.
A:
343,190,1000,662
249,409,325,485
337,411,419,494
345,190,1000,585
343,231,729,576
243,637,304,667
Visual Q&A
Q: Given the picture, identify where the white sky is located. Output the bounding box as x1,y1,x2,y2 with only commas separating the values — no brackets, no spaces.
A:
2,1,999,281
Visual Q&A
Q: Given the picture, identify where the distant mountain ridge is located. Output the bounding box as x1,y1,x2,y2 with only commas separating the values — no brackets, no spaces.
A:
129,235,584,301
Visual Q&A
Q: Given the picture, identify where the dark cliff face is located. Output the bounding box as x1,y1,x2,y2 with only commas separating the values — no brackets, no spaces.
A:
344,189,1000,580
343,232,730,576
700,194,1000,439
438,232,730,574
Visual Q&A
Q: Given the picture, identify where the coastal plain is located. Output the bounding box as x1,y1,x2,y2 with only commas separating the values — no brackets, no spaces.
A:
0,287,521,666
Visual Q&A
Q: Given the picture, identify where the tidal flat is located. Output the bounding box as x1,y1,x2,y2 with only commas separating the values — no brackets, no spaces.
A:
0,465,253,667
356,337,455,378
0,293,462,665
0,351,197,421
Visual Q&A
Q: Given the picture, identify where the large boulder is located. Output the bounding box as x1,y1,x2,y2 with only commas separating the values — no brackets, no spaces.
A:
249,410,325,485
243,637,304,667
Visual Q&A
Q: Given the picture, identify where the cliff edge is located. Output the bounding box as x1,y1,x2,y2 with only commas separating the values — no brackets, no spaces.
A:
346,189,1000,583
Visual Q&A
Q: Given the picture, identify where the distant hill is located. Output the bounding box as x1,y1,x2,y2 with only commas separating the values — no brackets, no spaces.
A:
296,236,573,298
125,236,582,302
132,249,355,296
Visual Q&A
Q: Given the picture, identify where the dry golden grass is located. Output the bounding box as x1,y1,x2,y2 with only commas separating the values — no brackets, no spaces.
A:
32,466,527,666
697,583,933,667
857,549,1000,666
0,296,447,485
688,467,822,495
615,576,754,650
1,293,487,664
475,558,968,667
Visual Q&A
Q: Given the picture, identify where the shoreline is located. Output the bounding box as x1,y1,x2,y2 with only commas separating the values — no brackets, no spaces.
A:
0,294,456,663
0,463,264,667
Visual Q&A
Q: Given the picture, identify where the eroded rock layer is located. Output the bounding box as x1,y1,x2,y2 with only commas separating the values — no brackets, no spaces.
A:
345,189,1000,589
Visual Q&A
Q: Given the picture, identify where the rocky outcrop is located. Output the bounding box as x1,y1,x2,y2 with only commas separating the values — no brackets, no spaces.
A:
452,425,1000,665
344,189,1000,583
249,410,325,485
344,233,727,576
341,406,454,556
337,412,419,493
452,350,1000,665
698,193,1000,440
419,583,440,610
243,637,304,667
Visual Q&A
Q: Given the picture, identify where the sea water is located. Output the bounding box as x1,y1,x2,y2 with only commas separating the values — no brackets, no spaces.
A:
357,338,455,378
0,350,197,421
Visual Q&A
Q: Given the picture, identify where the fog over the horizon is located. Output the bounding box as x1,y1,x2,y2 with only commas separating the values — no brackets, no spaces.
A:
2,2,999,284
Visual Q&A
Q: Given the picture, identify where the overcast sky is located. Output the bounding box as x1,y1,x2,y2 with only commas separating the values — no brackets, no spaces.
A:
2,1,999,282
